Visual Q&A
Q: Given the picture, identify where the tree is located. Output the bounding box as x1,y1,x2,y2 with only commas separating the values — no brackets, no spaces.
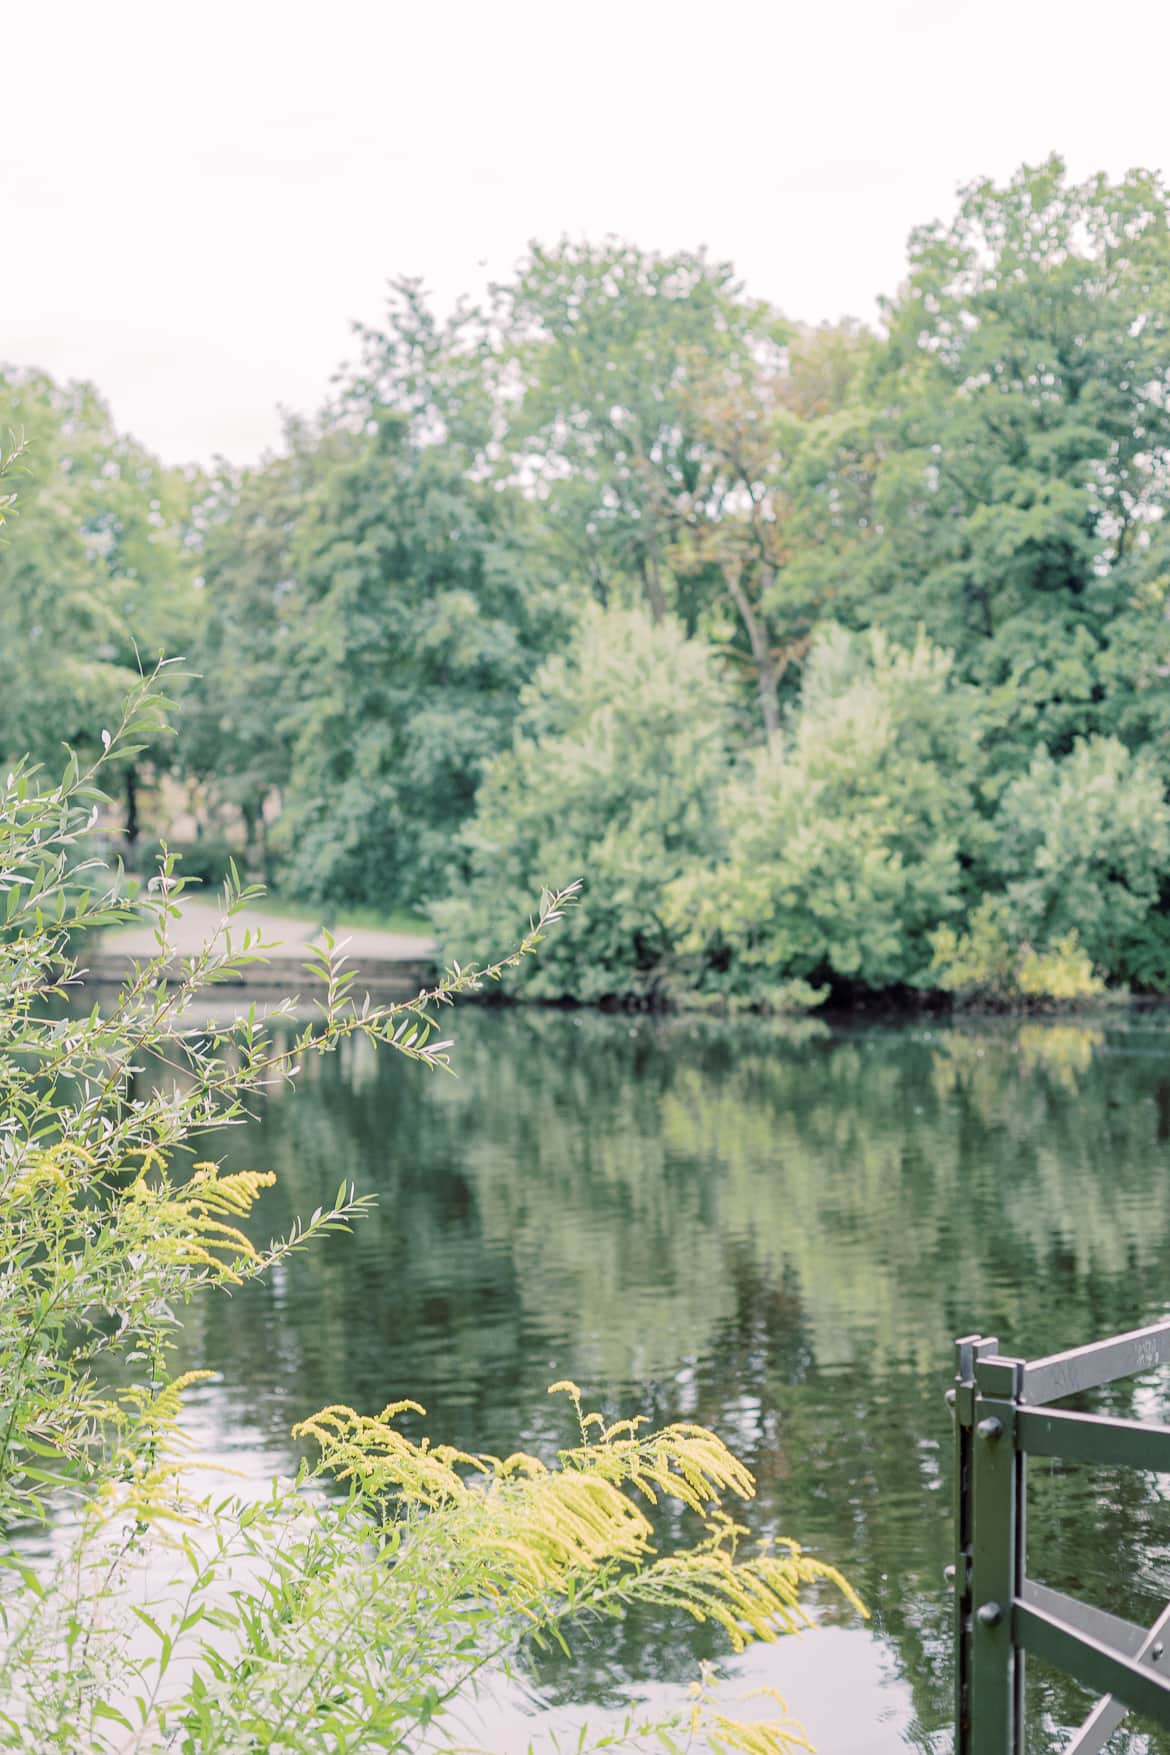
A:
182,422,336,869
270,413,564,909
498,241,762,622
0,368,197,842
866,157,1170,768
434,605,737,1002
496,246,881,738
667,626,986,1002
668,321,880,737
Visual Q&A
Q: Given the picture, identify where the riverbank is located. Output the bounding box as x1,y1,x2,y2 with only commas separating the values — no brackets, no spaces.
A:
82,895,438,993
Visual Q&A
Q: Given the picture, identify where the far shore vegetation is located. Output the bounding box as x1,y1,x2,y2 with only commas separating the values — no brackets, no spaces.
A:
6,157,1170,1013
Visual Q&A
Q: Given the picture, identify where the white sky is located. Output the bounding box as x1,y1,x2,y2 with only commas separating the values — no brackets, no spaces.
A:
7,0,1170,468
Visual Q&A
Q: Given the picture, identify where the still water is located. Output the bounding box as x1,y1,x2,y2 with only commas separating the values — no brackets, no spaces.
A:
172,1008,1170,1753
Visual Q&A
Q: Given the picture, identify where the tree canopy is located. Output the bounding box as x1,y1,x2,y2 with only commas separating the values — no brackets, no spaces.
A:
8,156,1170,1004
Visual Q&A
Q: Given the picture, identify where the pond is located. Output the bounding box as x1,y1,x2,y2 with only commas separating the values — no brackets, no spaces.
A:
168,1007,1170,1752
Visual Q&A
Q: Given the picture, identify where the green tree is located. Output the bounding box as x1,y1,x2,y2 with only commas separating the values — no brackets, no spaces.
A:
498,241,763,622
182,421,337,870
435,605,736,1001
497,246,879,737
866,157,1170,768
668,320,880,736
0,368,197,842
667,626,985,1001
269,413,563,910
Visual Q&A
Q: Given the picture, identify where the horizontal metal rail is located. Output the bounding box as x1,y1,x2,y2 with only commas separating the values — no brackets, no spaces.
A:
1018,1405,1170,1471
1021,1316,1170,1406
1057,1593,1170,1755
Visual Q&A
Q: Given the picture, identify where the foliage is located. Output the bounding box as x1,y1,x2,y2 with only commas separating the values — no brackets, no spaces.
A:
133,835,237,889
667,627,985,1001
434,606,737,1002
0,675,856,1751
866,157,1170,766
180,425,333,865
251,434,562,911
496,246,879,738
667,319,879,736
0,435,26,533
0,370,196,831
929,729,1170,1001
991,736,1170,983
496,240,759,623
10,162,1170,999
930,897,1105,1007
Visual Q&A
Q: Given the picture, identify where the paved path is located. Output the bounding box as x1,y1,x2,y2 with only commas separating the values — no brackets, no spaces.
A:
88,897,437,990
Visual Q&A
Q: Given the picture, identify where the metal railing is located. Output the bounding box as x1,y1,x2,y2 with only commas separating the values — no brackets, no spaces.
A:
951,1321,1170,1753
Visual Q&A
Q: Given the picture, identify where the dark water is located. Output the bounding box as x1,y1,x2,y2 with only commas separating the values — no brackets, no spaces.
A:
171,1008,1170,1753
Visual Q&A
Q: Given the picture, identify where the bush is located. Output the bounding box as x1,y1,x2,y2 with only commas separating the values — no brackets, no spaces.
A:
667,626,986,1001
931,896,1105,1006
434,606,737,1002
0,673,858,1753
990,736,1170,983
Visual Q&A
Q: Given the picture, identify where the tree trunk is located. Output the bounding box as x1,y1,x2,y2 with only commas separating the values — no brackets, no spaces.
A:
639,550,667,623
723,564,781,738
241,799,259,871
124,763,139,851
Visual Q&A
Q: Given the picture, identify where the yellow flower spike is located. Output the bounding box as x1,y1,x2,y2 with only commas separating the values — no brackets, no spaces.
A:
8,1141,100,1197
496,1453,547,1478
601,1415,647,1443
167,1370,216,1395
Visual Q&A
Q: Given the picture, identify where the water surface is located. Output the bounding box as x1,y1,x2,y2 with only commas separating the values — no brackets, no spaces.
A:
173,1009,1170,1752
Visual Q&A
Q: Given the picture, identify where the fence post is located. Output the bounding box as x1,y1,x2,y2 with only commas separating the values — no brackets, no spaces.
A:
951,1336,998,1755
970,1353,1025,1755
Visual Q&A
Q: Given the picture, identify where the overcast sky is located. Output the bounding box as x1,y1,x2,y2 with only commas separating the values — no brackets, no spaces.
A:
7,0,1170,467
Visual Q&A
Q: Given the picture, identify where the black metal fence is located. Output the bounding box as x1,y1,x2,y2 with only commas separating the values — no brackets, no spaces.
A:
951,1322,1170,1753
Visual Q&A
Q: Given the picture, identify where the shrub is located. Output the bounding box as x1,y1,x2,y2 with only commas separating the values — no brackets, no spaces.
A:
434,606,737,1003
667,626,986,1001
989,736,1170,984
0,672,858,1752
930,896,1105,1007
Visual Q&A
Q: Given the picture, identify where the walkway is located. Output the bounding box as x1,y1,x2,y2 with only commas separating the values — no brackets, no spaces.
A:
85,896,438,992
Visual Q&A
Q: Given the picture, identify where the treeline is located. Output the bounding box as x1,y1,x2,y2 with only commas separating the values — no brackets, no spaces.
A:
5,155,1170,1007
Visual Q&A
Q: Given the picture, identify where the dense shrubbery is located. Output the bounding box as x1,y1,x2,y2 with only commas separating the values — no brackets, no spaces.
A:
433,606,735,1002
990,738,1170,983
930,898,1105,1007
664,628,985,1005
440,618,1170,1009
8,158,1170,1003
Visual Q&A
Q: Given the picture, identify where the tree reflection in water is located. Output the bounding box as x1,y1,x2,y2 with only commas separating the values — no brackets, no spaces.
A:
172,1009,1170,1753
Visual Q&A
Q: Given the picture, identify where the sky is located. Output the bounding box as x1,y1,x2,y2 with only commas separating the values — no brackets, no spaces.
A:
7,0,1170,468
